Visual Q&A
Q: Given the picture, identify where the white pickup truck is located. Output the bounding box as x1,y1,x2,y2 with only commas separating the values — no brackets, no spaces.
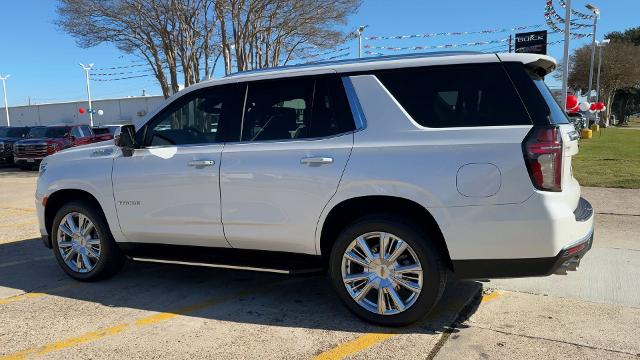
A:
36,52,594,326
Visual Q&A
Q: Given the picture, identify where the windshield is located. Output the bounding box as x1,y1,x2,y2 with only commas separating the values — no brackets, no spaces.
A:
0,127,28,138
29,127,69,138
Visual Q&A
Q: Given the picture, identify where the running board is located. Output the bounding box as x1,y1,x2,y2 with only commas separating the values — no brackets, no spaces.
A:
132,257,314,274
120,243,325,275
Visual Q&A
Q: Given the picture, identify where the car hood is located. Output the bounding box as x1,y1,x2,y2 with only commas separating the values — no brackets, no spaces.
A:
16,138,62,144
0,137,23,143
45,140,117,163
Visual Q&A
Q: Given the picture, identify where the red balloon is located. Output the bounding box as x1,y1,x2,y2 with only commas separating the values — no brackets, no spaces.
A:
566,95,579,110
78,107,85,114
589,103,597,111
595,102,605,110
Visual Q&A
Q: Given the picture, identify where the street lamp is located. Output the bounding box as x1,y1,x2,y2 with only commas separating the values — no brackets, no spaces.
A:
79,63,94,126
357,25,368,59
585,3,600,103
0,74,10,127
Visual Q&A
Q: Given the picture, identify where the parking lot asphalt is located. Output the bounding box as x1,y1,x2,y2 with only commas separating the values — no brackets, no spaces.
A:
0,166,639,359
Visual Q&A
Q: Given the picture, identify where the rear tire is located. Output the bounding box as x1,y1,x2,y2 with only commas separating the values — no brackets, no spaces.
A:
51,201,125,281
329,214,447,326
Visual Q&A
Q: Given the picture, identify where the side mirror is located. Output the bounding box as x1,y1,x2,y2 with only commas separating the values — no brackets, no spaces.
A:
115,124,136,157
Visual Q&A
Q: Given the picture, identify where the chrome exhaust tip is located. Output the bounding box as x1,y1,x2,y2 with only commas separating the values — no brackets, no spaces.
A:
554,256,581,275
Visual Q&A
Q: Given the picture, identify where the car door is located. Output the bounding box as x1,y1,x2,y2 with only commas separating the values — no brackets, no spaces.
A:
220,75,356,254
112,84,243,247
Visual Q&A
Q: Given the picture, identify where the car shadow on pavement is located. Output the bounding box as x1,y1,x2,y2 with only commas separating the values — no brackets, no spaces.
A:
0,238,482,334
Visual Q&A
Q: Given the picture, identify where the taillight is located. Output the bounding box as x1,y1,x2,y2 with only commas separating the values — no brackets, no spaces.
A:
522,126,563,192
47,143,60,154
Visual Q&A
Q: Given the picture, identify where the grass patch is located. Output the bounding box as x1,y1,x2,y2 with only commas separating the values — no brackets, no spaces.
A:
572,128,640,188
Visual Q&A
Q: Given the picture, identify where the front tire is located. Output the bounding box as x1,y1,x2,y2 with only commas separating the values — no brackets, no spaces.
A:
51,201,125,281
329,215,447,326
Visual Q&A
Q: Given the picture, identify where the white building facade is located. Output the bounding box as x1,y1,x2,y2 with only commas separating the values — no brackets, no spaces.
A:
1,96,165,127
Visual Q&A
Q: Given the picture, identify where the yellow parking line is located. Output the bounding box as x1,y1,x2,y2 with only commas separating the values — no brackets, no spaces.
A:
0,220,38,228
0,283,84,306
314,333,396,360
0,255,54,269
480,291,502,303
0,207,36,213
0,279,294,360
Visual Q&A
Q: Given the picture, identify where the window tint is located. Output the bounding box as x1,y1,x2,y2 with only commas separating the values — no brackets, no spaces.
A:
502,62,569,125
71,127,82,138
310,77,357,137
240,76,355,142
375,64,532,127
81,126,93,136
143,85,239,146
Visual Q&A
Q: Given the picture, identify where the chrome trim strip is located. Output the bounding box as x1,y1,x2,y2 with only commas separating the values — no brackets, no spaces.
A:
341,77,367,130
132,257,291,274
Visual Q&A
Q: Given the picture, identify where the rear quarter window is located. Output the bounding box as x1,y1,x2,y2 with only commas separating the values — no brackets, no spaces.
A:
502,62,569,125
375,63,532,127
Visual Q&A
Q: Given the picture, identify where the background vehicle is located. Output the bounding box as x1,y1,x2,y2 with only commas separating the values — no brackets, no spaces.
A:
35,52,593,326
14,125,94,169
91,125,123,142
567,112,587,133
0,126,32,163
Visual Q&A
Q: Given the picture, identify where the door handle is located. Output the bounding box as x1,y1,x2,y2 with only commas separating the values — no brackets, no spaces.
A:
300,157,333,165
188,160,215,167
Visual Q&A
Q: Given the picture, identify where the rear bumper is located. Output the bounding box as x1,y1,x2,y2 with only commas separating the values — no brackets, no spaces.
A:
450,196,595,279
453,227,593,279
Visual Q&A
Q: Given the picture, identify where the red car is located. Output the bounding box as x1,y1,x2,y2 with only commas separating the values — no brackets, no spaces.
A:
13,125,96,169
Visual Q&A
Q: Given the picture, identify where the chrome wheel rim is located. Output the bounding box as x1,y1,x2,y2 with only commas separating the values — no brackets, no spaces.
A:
341,232,423,315
56,212,101,273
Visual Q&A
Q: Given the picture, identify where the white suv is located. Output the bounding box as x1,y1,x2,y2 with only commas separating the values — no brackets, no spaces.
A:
36,52,594,326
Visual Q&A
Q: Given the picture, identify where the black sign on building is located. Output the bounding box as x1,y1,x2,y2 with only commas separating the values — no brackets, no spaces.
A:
514,30,548,55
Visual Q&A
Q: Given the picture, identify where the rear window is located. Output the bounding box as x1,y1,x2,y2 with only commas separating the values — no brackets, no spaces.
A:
375,63,531,127
502,62,569,125
92,128,110,135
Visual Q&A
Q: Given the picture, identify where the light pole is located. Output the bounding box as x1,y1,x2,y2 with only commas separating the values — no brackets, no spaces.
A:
596,39,610,124
585,3,600,103
0,74,10,127
79,63,94,126
561,0,572,111
357,25,368,59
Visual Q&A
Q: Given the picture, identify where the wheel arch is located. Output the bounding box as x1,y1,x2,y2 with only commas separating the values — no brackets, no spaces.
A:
44,189,107,248
318,195,453,271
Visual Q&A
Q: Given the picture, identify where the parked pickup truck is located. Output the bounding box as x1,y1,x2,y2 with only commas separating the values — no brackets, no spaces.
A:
14,125,95,169
0,126,32,163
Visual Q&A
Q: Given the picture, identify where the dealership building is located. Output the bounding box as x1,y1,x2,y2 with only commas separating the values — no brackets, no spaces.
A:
1,95,165,127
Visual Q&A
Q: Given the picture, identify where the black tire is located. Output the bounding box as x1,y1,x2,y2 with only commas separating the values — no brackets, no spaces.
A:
51,200,125,281
328,214,447,326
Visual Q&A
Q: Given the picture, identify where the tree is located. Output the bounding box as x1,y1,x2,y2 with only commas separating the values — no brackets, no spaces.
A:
213,0,360,75
605,26,640,46
57,0,218,97
56,0,360,96
566,41,640,121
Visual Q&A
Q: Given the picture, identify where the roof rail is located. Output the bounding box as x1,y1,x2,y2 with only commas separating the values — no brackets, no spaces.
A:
227,51,484,77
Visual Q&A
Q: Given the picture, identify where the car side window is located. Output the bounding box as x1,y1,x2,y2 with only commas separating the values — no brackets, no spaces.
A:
375,64,532,127
70,127,82,138
81,126,93,136
241,78,314,142
240,76,355,142
142,85,239,147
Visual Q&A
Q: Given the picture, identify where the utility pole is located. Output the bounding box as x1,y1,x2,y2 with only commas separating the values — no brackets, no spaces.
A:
0,74,10,127
357,25,368,59
561,0,572,111
79,63,94,126
596,39,610,124
586,3,600,103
